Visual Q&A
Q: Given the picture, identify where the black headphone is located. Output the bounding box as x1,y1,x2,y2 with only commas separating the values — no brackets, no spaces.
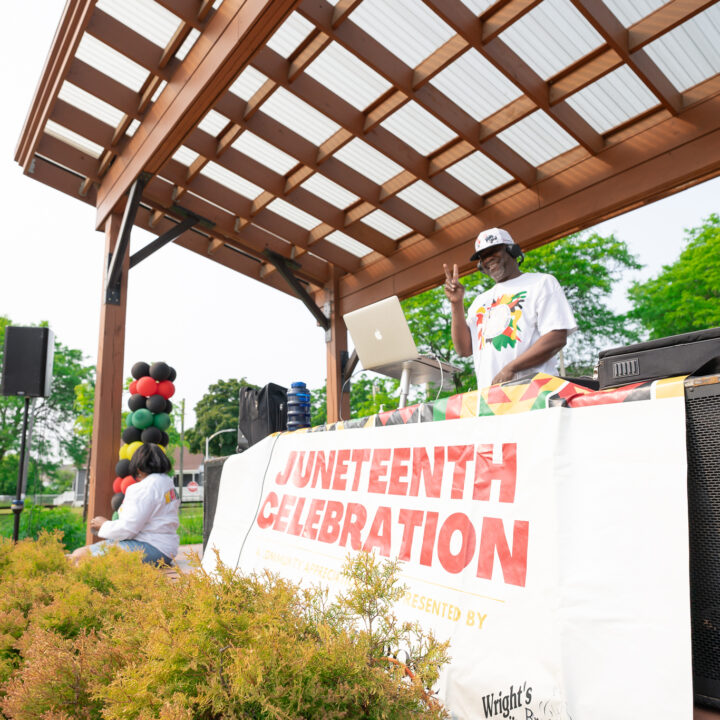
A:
476,243,525,272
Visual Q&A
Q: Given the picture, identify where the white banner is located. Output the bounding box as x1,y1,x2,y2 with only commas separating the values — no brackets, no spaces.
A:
204,395,692,720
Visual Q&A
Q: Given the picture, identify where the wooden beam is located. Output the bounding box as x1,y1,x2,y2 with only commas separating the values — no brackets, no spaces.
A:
86,213,128,543
15,0,96,171
628,0,716,51
480,0,543,42
422,0,605,153
338,92,720,312
548,47,622,105
95,0,301,229
298,0,537,185
325,265,350,423
569,0,683,114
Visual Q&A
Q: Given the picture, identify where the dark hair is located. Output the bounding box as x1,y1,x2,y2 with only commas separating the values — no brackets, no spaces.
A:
129,443,172,477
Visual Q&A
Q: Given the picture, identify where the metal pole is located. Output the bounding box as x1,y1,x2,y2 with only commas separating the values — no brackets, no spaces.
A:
178,399,185,503
12,397,31,542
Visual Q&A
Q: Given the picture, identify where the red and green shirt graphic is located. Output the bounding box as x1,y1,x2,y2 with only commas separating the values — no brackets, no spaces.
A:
474,290,527,351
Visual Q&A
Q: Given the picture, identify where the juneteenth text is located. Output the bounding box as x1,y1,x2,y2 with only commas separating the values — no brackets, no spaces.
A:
257,443,529,587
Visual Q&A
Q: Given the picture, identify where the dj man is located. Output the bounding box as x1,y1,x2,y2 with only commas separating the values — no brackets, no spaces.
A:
443,228,576,389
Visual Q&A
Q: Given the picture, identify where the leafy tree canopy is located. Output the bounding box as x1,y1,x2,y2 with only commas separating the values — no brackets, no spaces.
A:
186,378,259,457
311,374,399,426
628,213,720,339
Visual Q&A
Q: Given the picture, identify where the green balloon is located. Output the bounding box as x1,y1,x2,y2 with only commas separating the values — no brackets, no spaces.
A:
132,408,154,429
153,412,171,431
125,411,135,428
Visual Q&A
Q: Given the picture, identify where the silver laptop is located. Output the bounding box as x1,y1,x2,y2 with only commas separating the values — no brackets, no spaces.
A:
343,296,459,388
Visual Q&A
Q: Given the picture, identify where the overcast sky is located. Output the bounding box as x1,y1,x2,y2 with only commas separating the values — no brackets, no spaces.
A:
2,1,718,431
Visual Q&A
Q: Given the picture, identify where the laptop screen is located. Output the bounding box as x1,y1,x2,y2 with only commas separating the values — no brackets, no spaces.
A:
343,296,419,370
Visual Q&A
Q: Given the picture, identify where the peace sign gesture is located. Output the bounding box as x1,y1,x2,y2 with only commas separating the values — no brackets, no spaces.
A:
443,263,465,304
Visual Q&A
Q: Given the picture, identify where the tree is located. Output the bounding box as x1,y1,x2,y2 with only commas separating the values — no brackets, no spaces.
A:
186,378,259,457
628,213,720,339
310,374,400,425
402,230,641,383
0,317,95,493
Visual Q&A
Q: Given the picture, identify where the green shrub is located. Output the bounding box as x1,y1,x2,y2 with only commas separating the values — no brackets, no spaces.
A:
0,533,449,719
0,504,86,552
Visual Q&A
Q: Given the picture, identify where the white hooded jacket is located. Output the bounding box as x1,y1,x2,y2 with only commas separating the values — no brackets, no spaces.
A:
98,472,180,559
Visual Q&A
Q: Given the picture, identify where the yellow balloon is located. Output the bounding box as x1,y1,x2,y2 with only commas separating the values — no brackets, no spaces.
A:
119,444,129,460
159,444,168,454
127,440,144,458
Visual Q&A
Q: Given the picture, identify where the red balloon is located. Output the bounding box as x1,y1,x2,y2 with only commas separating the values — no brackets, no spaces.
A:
136,376,158,397
120,475,136,493
129,380,138,394
112,476,123,493
156,380,175,399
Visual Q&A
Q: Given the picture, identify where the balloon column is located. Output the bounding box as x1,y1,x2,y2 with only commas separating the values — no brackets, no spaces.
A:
111,361,176,517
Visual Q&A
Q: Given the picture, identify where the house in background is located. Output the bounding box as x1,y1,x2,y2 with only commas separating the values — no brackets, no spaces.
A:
172,448,205,502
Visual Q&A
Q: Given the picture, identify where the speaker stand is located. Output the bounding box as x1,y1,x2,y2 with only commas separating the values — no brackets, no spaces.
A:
12,396,30,542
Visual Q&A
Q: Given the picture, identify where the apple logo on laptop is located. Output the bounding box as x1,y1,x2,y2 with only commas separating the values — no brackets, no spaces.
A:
374,329,383,341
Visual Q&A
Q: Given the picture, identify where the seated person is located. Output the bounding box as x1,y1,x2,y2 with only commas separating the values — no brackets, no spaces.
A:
69,443,180,566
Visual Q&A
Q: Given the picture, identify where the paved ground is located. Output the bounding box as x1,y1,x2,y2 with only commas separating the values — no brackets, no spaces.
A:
175,543,203,572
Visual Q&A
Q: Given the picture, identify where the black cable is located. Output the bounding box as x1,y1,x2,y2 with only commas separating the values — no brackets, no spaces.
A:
234,431,282,571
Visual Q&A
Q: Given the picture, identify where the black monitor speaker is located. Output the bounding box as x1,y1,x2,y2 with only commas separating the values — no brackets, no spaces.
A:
1,326,55,397
203,456,229,551
687,376,720,709
237,382,287,450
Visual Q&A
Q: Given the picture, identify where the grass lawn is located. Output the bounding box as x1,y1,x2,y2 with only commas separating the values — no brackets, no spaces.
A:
1,504,203,546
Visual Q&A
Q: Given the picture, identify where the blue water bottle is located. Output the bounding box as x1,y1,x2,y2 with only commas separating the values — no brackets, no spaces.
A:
287,381,311,431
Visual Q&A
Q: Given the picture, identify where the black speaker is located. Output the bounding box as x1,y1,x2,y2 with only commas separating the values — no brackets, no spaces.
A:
237,383,287,450
1,326,55,397
203,456,229,551
687,375,720,709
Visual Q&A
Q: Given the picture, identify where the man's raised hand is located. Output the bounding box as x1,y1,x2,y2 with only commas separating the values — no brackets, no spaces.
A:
443,263,465,304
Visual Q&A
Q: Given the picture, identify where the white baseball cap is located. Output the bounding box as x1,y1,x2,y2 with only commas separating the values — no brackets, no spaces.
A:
470,227,514,261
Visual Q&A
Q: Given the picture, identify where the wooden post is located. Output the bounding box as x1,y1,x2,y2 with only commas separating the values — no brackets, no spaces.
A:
86,213,128,543
326,266,349,423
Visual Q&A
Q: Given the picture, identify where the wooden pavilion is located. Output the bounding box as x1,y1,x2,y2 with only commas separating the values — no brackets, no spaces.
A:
14,0,720,538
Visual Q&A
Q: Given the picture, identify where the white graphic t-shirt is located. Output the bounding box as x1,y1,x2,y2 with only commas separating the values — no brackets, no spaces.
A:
465,272,577,389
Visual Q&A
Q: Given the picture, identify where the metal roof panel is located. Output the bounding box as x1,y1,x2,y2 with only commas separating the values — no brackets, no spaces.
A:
301,173,360,209
305,41,391,111
266,11,314,58
500,0,604,80
602,0,666,27
324,230,374,257
397,180,458,218
446,150,513,195
360,209,412,239
644,6,720,91
430,48,523,121
198,109,230,137
232,131,299,175
497,109,578,166
96,0,181,48
201,161,264,200
262,87,340,145
565,65,659,133
349,0,455,68
380,100,457,155
58,81,125,127
267,198,321,230
76,33,149,92
44,120,104,159
228,65,269,100
333,137,403,184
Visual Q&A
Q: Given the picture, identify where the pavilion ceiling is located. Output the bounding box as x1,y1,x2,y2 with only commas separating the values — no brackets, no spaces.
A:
16,0,720,313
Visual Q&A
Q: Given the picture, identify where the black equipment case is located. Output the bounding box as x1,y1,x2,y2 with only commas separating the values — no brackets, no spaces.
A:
597,328,720,389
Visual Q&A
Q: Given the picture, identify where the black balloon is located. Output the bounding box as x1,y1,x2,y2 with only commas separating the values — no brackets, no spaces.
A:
128,393,146,411
111,492,125,512
141,426,163,443
131,361,150,379
160,431,170,446
165,400,173,413
146,394,167,413
150,361,171,381
167,366,177,382
122,426,142,444
115,459,131,477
